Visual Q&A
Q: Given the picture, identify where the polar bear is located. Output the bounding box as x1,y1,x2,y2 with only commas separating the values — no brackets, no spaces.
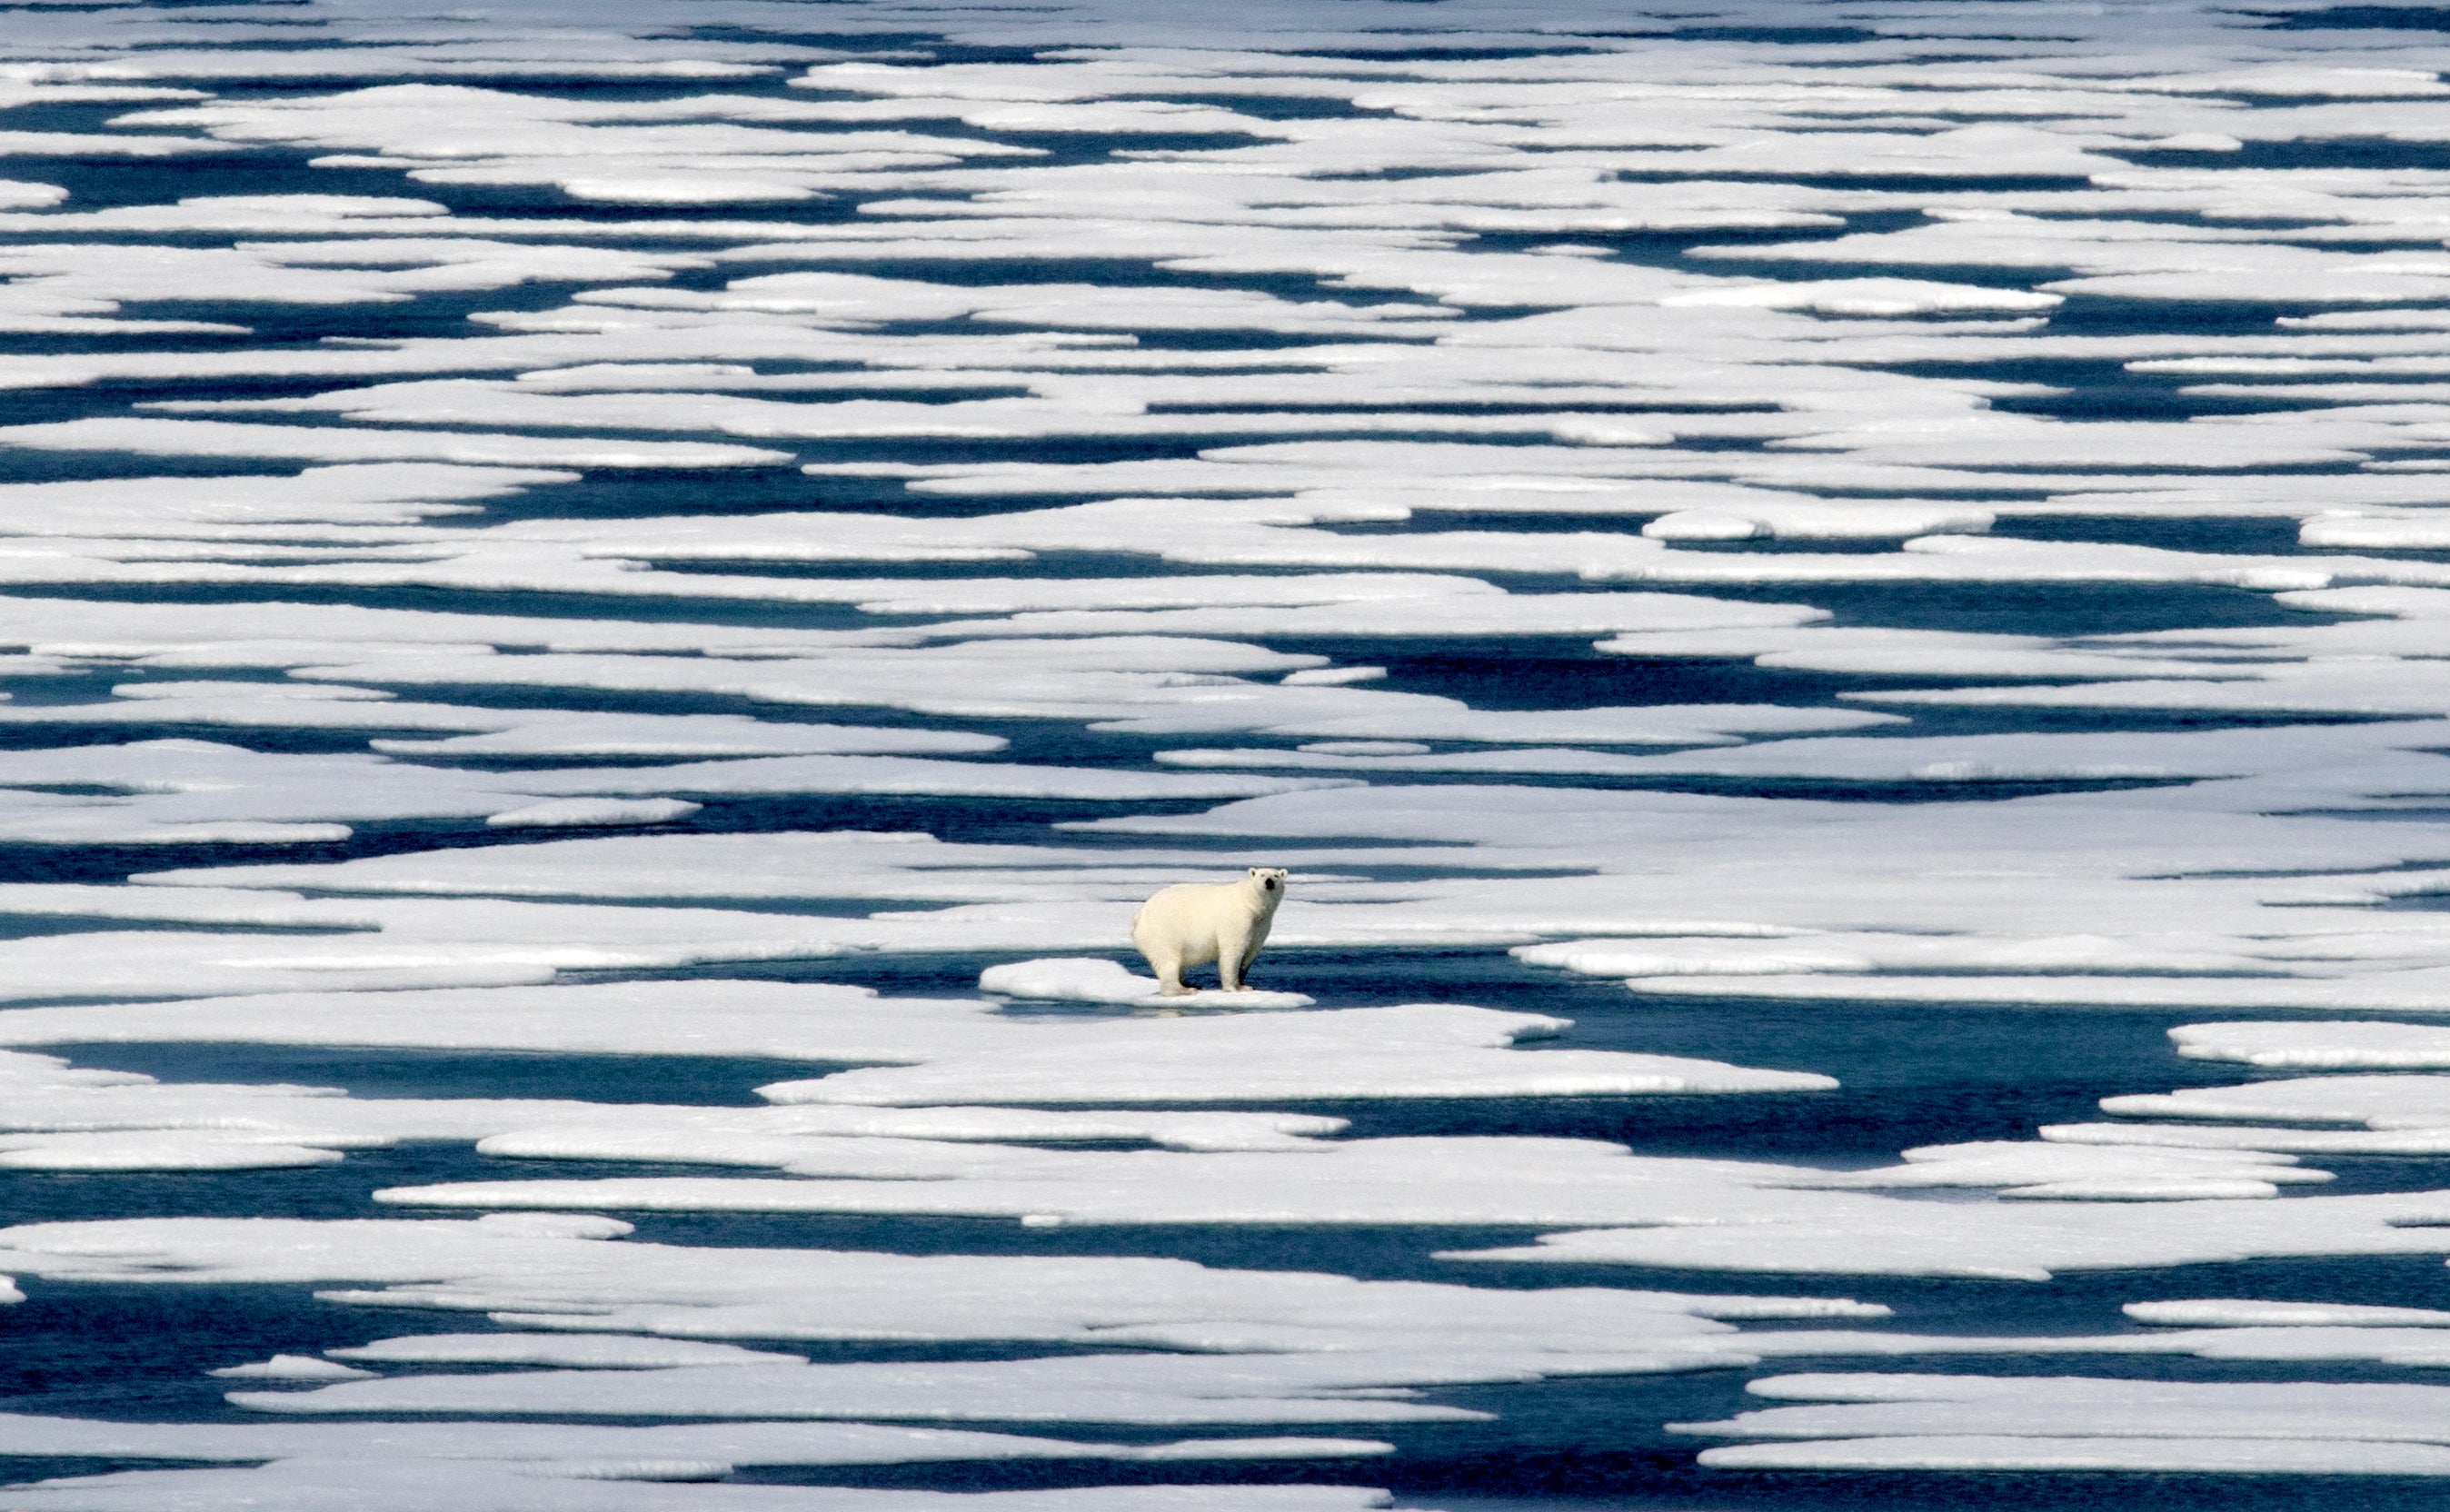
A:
1130,867,1288,996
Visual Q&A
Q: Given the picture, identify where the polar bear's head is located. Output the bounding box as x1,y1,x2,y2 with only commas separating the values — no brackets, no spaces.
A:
1247,866,1288,896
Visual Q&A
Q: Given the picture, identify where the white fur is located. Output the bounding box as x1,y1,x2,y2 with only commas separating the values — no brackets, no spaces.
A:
1130,867,1288,996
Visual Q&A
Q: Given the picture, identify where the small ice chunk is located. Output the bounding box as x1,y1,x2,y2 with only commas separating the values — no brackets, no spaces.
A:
209,1355,376,1381
1295,741,1430,756
2128,1299,2450,1328
468,1212,632,1239
553,1458,733,1481
979,958,1315,1009
483,799,702,829
1551,419,1670,445
0,1133,347,1171
1645,511,1762,542
1280,668,1385,686
1783,1139,2326,1201
1661,277,2061,315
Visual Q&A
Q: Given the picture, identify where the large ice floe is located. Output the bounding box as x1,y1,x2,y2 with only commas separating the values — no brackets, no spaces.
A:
18,0,2450,1508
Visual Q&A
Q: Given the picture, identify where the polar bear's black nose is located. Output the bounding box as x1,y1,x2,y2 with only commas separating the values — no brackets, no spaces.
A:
1264,878,1278,890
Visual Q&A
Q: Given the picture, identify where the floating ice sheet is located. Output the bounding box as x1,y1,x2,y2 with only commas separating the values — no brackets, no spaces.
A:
330,1334,822,1368
0,418,793,469
978,957,1315,1008
223,1352,1488,1426
209,1356,376,1381
2171,1020,2450,1069
4,1468,1399,1512
1683,1373,2450,1474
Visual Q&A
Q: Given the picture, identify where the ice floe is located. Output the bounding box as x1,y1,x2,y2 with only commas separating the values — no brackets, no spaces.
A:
2172,1020,2450,1069
484,798,702,829
1683,1373,2450,1474
208,1355,377,1381
0,1412,1389,1512
221,1352,1486,1426
2,1474,1400,1512
978,957,1315,1009
0,1213,1884,1350
2127,1298,2450,1328
328,1335,820,1369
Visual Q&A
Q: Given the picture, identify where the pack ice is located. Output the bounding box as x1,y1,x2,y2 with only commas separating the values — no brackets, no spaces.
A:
11,0,2450,1505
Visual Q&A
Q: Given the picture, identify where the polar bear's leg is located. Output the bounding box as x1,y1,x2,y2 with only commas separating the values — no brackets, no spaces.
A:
1133,907,1196,996
1232,932,1266,990
1141,941,1194,996
1215,923,1254,991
